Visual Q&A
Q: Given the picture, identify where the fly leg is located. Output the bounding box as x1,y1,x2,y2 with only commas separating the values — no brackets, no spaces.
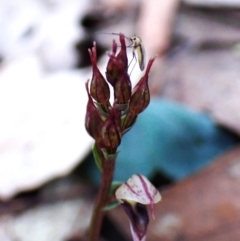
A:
128,50,137,76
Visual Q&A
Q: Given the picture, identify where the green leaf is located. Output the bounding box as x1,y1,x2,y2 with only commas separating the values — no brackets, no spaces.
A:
109,181,123,196
103,201,121,211
92,143,103,172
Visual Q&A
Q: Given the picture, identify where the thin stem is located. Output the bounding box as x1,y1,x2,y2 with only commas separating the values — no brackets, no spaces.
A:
88,158,116,241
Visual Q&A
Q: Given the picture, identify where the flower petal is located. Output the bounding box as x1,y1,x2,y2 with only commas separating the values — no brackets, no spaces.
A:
130,223,146,241
121,202,149,241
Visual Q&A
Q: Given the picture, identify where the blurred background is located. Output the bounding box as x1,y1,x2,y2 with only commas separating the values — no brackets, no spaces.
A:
1,0,240,240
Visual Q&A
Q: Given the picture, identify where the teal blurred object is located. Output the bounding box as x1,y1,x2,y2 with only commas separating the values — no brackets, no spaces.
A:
84,98,238,182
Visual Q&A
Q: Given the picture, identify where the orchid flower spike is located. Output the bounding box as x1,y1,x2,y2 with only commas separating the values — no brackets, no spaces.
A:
115,174,161,241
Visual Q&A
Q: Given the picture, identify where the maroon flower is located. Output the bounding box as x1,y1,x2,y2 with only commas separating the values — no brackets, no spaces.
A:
85,80,104,141
101,107,121,152
106,33,128,87
129,58,155,115
114,71,132,109
89,42,110,109
115,33,128,71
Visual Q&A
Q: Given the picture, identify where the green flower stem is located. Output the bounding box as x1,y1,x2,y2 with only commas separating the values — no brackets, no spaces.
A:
88,158,116,241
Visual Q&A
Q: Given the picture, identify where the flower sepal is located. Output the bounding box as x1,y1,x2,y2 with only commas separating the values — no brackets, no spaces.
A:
101,148,118,161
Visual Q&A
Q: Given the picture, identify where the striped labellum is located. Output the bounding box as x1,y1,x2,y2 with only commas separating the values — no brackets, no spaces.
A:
115,174,161,218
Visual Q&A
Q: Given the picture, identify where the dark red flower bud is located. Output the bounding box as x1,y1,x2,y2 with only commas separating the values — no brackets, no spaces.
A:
114,72,132,109
122,112,137,132
101,107,121,151
129,58,155,115
106,43,120,86
116,33,128,71
85,80,104,141
106,34,128,87
89,42,110,106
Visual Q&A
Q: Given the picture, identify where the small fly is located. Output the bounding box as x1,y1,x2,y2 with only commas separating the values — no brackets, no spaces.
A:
97,32,146,71
128,35,145,71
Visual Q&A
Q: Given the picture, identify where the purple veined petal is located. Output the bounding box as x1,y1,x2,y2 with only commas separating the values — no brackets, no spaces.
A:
121,201,149,241
115,174,161,218
130,223,146,241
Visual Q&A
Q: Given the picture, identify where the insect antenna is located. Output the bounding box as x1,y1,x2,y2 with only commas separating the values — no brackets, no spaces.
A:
95,32,132,45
